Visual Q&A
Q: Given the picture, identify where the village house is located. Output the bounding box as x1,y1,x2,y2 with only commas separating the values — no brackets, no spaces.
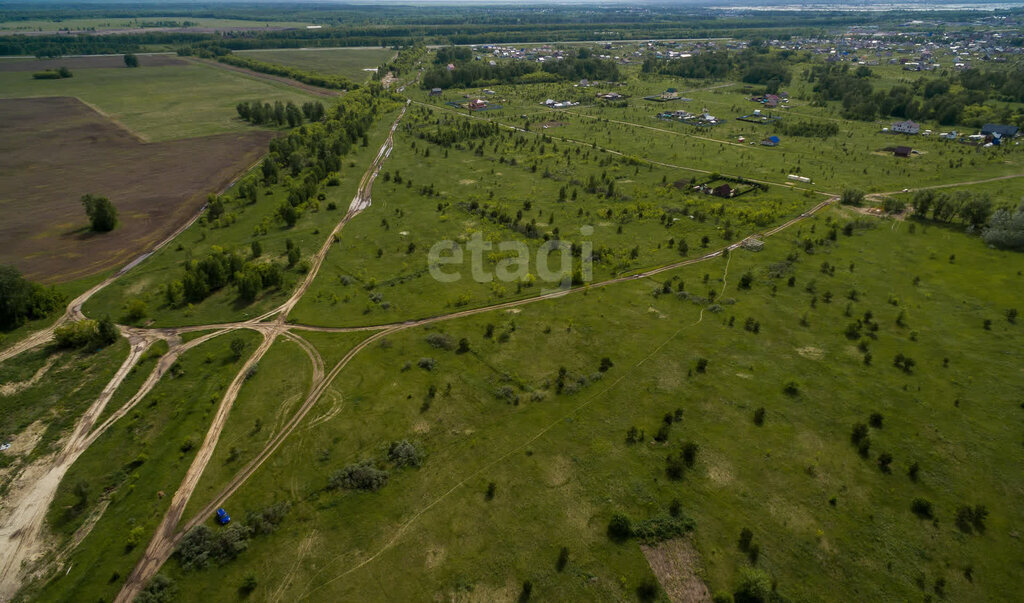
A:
892,120,920,134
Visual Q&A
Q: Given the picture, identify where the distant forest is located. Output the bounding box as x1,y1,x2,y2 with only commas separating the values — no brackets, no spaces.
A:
3,3,1023,57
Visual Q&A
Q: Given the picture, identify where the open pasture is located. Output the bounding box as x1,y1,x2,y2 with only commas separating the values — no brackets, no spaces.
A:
236,47,397,83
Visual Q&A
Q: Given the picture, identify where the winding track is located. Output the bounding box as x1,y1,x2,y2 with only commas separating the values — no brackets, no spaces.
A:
2,84,1000,599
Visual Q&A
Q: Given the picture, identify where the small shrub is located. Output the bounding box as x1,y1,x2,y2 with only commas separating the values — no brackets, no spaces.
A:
607,513,632,541
738,527,754,551
329,461,389,491
911,498,934,519
425,332,455,350
387,440,423,468
782,380,799,396
850,423,868,444
556,547,569,571
877,452,893,473
753,407,765,426
636,577,660,602
857,437,871,458
868,412,883,428
417,357,436,371
681,442,699,467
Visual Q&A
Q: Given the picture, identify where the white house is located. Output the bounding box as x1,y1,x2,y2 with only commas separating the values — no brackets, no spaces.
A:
892,120,920,135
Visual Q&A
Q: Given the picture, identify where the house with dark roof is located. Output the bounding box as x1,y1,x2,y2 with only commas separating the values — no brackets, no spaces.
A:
981,123,1019,138
712,184,734,198
893,146,912,157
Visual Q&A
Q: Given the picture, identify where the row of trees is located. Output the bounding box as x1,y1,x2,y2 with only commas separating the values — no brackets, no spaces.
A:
235,100,325,127
911,189,993,228
216,53,358,90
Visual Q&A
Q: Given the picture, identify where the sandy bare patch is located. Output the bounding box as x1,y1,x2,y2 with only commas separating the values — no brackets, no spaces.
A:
545,455,573,487
458,179,477,185
796,346,824,360
0,356,57,397
641,538,712,603
704,451,734,486
413,420,430,434
425,545,446,569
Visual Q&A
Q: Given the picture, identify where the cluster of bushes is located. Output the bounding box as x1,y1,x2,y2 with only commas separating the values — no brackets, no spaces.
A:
327,440,423,492
415,119,500,147
643,48,792,92
666,442,700,479
982,202,1024,250
809,62,1022,124
217,53,358,90
176,502,289,571
607,511,694,544
53,318,119,349
236,100,325,127
912,189,994,228
165,248,284,307
32,66,72,79
0,265,66,331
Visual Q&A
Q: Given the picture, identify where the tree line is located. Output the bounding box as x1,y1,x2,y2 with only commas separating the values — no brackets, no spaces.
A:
162,85,397,307
236,100,325,127
213,52,358,90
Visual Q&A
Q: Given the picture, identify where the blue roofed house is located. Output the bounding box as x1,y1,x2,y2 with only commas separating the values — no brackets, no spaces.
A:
980,124,1019,139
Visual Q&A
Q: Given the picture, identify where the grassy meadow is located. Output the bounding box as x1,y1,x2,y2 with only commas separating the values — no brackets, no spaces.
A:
0,61,320,141
237,47,397,83
161,206,1024,601
3,39,1022,603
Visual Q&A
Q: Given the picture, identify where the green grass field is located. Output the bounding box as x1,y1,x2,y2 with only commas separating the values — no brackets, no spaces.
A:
237,47,397,83
160,206,1024,601
0,62,320,141
5,42,1024,603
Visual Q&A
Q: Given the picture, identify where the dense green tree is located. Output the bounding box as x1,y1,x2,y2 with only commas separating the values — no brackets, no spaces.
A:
81,194,118,231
